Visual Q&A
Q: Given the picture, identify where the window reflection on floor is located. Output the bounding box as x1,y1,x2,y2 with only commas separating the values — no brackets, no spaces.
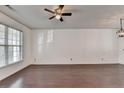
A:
9,78,23,88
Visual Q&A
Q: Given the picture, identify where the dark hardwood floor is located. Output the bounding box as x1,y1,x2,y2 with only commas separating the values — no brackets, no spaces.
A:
0,64,124,88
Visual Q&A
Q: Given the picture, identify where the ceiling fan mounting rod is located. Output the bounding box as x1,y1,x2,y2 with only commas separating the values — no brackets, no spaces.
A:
120,18,123,30
55,8,62,15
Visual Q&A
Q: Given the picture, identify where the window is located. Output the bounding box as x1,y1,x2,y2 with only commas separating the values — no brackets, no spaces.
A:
0,24,6,67
0,24,23,68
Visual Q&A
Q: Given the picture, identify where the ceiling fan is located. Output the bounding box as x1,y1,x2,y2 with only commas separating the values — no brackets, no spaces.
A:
44,5,72,22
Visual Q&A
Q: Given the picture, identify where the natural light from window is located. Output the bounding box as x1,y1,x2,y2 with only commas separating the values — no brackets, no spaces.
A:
0,24,23,68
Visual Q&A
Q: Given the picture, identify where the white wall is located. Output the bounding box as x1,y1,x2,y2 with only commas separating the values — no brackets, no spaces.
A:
0,12,32,81
32,29,119,64
118,38,124,64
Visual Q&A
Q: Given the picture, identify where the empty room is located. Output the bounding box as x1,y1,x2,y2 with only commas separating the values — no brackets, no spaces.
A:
0,5,124,88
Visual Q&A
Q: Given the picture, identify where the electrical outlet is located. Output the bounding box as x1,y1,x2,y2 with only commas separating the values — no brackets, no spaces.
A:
34,58,36,62
70,58,72,61
101,58,104,61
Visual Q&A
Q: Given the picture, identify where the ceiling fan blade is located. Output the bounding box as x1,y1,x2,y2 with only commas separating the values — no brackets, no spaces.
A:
62,13,72,16
44,8,55,14
49,16,55,20
5,5,15,11
60,17,63,22
59,5,64,10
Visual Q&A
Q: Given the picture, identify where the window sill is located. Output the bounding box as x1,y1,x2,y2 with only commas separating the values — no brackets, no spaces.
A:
0,60,23,69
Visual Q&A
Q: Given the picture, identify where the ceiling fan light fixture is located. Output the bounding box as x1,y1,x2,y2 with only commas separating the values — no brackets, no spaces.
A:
117,18,124,37
117,29,124,37
44,5,72,22
56,14,61,20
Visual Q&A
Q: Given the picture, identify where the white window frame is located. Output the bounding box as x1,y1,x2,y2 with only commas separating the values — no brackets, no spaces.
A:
0,23,23,68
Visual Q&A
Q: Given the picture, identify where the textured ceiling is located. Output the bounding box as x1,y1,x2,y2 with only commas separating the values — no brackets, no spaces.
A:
0,5,124,29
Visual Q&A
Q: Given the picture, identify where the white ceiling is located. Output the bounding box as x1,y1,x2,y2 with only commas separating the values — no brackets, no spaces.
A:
0,5,124,29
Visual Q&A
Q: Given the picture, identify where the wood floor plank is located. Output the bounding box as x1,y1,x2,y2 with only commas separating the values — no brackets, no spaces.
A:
0,64,124,88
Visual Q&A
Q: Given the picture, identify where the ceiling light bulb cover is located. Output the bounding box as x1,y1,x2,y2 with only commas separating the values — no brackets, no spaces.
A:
56,15,61,20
